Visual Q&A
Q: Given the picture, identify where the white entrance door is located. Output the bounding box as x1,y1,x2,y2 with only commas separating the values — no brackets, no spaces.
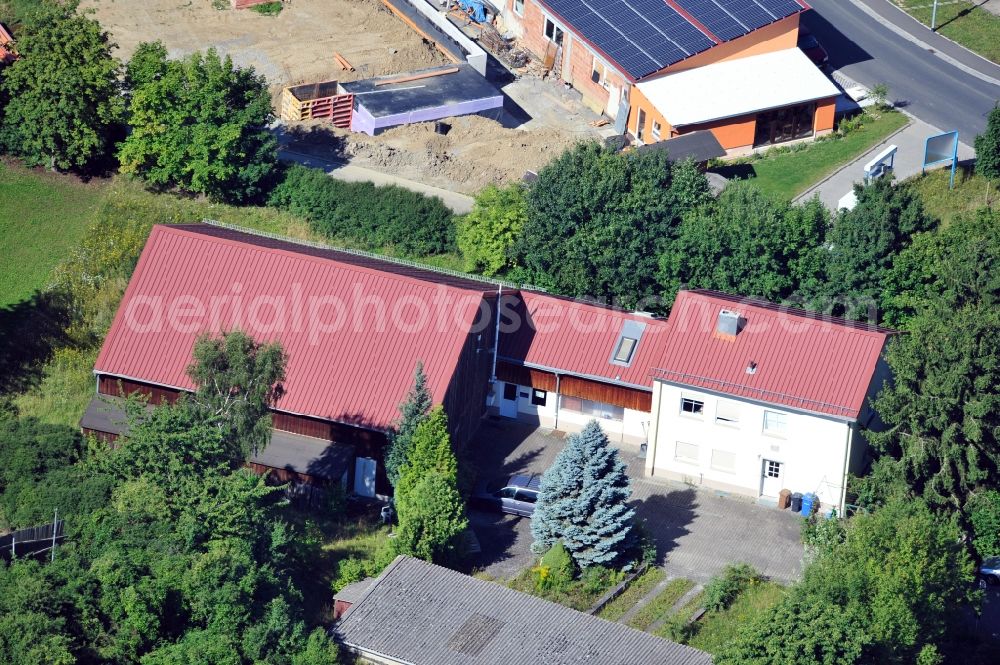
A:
354,457,377,497
761,459,783,497
499,382,518,419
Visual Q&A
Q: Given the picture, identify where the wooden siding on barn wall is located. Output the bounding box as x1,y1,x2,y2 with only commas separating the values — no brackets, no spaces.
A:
99,375,180,405
496,361,557,392
496,361,652,412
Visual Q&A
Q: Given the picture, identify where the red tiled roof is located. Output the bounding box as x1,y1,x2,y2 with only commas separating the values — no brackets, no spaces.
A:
498,291,671,390
654,290,897,419
0,24,16,64
94,224,492,431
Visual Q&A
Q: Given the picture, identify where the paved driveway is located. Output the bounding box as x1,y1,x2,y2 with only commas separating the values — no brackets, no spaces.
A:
465,420,803,584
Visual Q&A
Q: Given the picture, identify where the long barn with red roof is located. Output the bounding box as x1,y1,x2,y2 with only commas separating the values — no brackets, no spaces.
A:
83,223,896,511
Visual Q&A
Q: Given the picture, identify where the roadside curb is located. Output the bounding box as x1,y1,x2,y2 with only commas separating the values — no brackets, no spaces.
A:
793,116,913,205
848,0,1000,87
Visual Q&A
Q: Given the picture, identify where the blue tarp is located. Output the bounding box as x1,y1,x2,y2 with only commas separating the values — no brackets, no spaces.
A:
458,0,487,23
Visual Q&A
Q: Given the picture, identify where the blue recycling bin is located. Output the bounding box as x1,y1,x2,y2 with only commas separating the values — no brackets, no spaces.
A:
800,493,816,516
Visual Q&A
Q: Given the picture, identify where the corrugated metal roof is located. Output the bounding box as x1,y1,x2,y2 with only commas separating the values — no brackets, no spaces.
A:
94,224,491,432
80,395,355,481
334,556,713,665
498,291,671,390
655,290,896,419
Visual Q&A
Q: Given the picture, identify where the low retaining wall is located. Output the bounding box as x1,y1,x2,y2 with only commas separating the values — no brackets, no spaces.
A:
386,0,488,76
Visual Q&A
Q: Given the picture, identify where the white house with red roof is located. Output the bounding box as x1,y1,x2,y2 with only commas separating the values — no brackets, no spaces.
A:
644,290,897,512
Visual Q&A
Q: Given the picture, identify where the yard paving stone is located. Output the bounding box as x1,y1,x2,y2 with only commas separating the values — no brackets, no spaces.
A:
467,421,804,585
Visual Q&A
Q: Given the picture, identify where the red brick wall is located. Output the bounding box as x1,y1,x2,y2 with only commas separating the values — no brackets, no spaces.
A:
503,0,629,116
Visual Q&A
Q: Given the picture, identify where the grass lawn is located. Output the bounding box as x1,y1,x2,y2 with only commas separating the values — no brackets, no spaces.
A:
3,173,320,425
716,111,910,201
686,581,787,654
626,577,696,631
906,164,998,226
652,589,706,642
0,161,108,307
280,503,391,625
596,567,667,622
893,1,1000,64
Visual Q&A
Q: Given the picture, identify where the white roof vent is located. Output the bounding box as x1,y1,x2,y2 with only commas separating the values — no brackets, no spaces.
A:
746,361,758,375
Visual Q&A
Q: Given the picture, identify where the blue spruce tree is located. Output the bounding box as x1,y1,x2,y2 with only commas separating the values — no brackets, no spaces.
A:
530,420,636,568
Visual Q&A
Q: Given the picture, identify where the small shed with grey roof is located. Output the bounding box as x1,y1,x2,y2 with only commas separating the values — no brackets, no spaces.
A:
636,130,726,164
333,555,713,665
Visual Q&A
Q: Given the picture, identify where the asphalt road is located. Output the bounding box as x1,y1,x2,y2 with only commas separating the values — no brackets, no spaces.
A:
804,0,1000,142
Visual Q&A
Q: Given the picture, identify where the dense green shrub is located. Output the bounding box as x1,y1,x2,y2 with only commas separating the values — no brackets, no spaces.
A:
969,490,1000,559
534,542,576,592
268,164,456,256
703,563,762,613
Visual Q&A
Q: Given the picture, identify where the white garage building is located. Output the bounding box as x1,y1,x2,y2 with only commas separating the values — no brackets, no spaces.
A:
644,291,897,513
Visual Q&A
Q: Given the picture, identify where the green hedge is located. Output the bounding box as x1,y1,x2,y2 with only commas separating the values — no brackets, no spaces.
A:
268,164,456,257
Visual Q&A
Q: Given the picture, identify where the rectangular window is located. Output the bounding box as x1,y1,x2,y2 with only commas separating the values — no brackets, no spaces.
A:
763,410,788,435
675,441,699,464
711,449,737,474
544,18,563,45
531,389,547,407
559,396,624,422
513,0,524,16
591,57,610,89
636,108,647,143
716,400,740,426
652,121,662,141
680,397,704,417
765,459,782,478
503,383,517,401
613,337,638,364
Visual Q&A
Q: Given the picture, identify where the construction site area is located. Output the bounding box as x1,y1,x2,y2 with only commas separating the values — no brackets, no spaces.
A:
82,0,608,194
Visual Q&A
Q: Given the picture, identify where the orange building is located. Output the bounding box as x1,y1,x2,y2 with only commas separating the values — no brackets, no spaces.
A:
499,0,839,154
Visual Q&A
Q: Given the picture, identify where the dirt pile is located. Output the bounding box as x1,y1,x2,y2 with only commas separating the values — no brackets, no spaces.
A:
81,0,448,97
340,115,586,193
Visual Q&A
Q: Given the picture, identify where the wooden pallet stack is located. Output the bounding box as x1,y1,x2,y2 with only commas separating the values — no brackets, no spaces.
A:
280,81,354,129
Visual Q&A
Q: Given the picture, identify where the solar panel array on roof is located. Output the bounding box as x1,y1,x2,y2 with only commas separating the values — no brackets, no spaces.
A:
675,0,805,42
543,0,714,79
539,0,806,80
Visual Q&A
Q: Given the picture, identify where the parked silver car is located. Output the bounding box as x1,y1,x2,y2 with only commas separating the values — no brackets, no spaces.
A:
471,474,541,517
980,556,1000,586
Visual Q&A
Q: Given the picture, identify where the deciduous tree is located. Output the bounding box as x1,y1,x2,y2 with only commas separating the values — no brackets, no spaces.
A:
512,143,709,308
186,330,287,462
818,177,934,320
0,0,122,170
658,182,828,304
119,45,277,203
457,183,528,276
718,499,975,665
975,104,1000,197
881,207,1000,328
531,420,635,568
